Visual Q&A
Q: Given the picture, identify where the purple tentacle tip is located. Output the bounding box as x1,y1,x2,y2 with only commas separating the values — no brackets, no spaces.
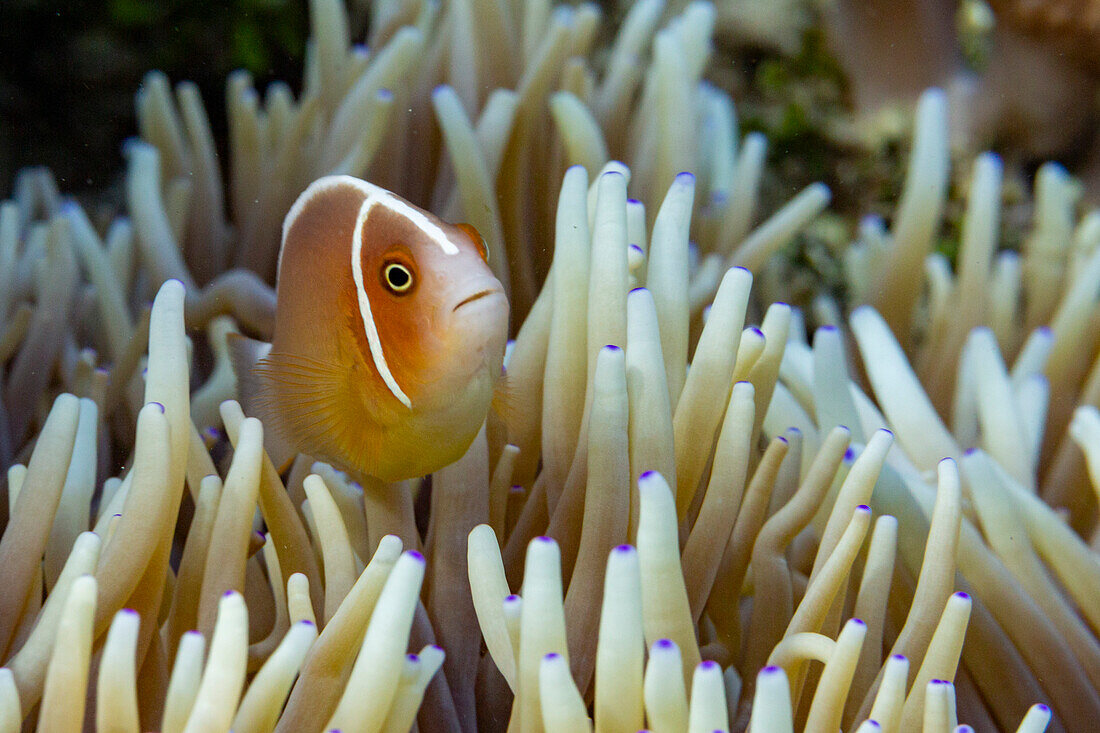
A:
544,652,561,660
699,660,719,670
614,544,634,553
851,618,866,626
655,639,675,649
150,402,165,413
535,535,554,544
761,665,781,674
407,550,425,562
955,591,970,600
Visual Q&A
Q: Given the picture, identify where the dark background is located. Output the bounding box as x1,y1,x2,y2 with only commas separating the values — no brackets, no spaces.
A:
0,0,309,196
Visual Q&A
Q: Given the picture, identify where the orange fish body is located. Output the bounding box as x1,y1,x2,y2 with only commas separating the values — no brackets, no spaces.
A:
240,175,508,482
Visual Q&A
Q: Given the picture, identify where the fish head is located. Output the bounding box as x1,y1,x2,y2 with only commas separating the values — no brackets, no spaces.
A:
347,187,508,413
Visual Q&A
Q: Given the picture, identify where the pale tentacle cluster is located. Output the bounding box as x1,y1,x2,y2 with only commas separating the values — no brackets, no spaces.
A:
0,280,435,733
463,140,1095,731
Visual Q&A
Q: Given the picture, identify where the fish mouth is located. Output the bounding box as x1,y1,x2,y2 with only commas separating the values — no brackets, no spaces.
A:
452,286,504,312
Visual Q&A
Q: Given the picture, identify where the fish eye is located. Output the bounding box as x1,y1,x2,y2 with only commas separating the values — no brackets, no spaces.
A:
382,262,414,294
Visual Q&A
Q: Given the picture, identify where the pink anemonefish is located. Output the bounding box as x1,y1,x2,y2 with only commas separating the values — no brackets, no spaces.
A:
230,175,509,482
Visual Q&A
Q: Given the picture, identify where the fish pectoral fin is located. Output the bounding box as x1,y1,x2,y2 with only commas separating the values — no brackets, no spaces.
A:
489,370,518,439
253,351,378,475
226,334,294,471
227,333,273,405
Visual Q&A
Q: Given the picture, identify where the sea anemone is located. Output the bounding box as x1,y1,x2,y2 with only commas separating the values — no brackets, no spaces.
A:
2,0,1099,732
460,130,1098,730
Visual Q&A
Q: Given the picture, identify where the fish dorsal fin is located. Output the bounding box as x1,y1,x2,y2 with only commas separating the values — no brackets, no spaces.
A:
252,350,383,477
226,333,296,471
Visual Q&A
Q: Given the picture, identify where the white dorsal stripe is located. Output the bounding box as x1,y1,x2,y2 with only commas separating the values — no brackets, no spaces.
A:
282,175,457,276
372,190,458,255
281,175,462,409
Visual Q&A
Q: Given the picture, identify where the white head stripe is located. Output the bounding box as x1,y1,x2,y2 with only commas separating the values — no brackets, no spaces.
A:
351,197,413,408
